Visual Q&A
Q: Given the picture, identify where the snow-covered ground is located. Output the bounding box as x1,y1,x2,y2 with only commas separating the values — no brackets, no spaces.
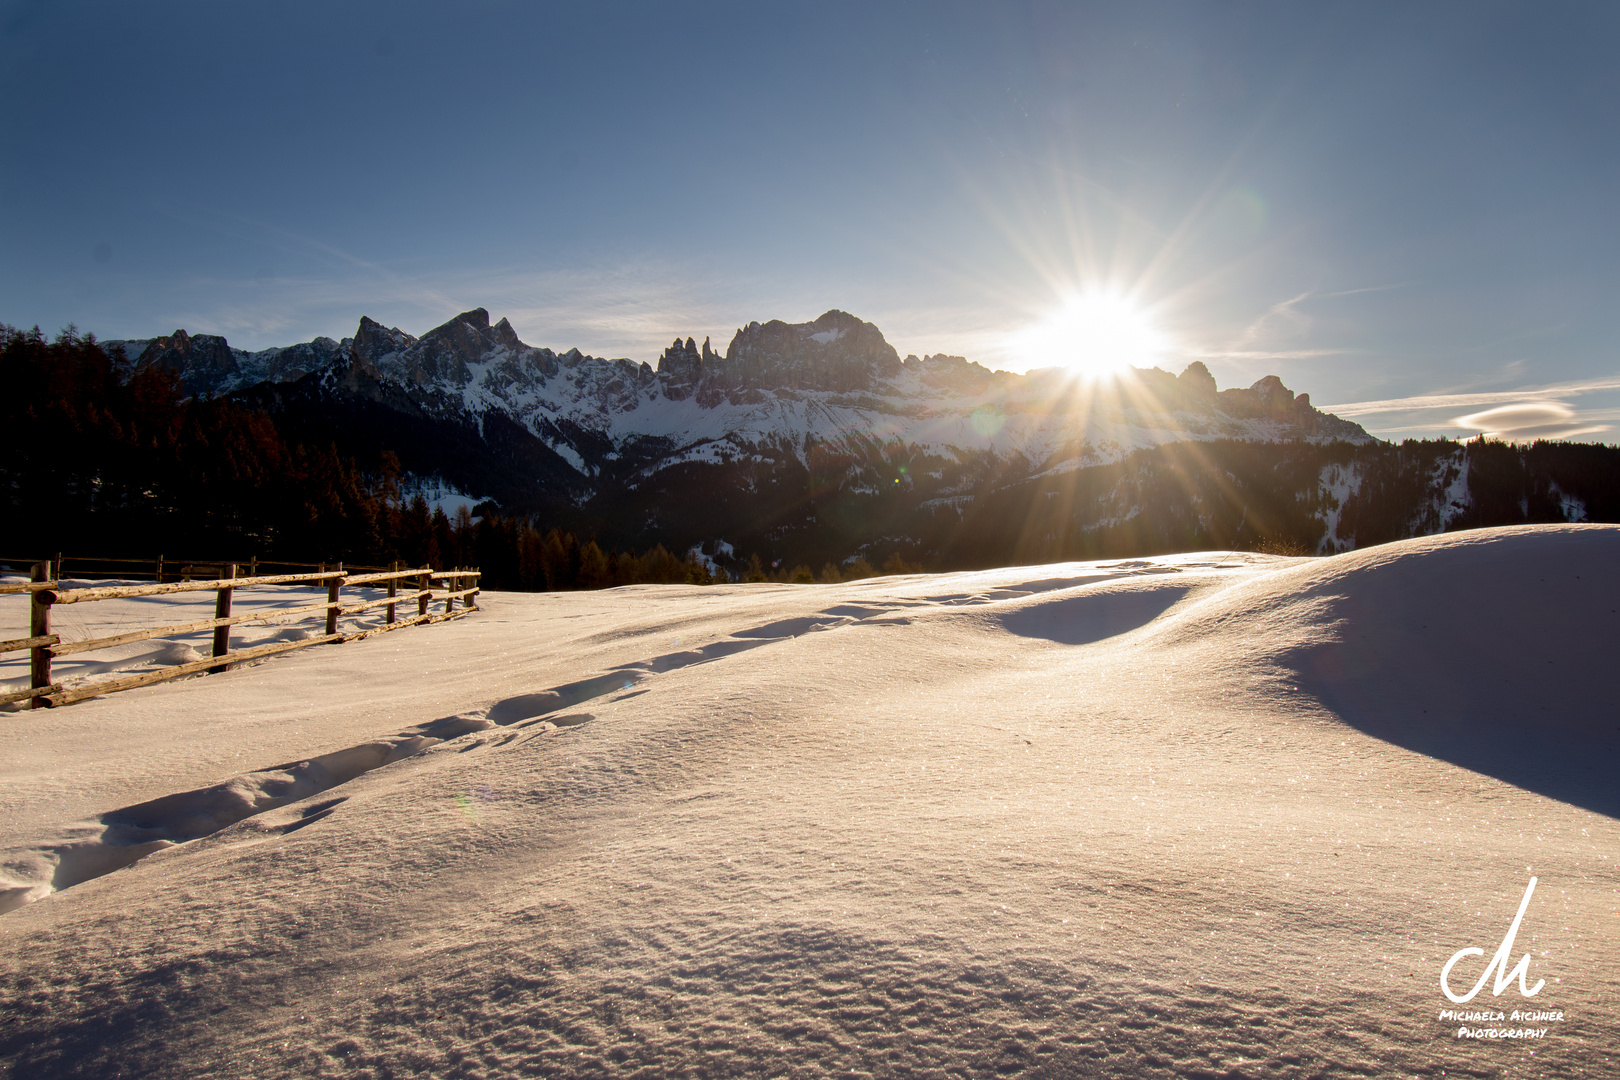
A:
1,525,1615,1078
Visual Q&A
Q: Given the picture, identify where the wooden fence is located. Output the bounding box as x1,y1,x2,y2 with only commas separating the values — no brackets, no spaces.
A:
1,562,480,711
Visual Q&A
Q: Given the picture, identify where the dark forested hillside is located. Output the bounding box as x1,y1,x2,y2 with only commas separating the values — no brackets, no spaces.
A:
2,325,398,563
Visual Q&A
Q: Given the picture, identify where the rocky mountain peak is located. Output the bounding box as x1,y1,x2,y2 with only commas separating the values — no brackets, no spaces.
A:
350,308,534,388
915,353,1001,395
132,328,240,395
351,316,418,372
656,336,703,382
1176,361,1218,401
491,316,524,353
705,309,904,392
1218,374,1306,420
417,309,493,376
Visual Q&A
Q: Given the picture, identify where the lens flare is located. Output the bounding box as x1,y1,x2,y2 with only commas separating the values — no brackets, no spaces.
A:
1013,293,1167,380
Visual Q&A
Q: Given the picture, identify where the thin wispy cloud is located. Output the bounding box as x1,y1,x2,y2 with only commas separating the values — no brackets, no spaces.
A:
1321,375,1620,417
1224,284,1403,361
1314,283,1408,300
1235,290,1313,346
1187,348,1355,362
1367,421,1614,440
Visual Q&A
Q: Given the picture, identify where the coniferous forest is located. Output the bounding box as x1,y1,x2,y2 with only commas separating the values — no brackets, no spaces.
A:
5,324,1618,590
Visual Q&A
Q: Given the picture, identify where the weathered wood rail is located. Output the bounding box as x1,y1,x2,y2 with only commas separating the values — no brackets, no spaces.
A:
0,553,396,584
1,562,480,711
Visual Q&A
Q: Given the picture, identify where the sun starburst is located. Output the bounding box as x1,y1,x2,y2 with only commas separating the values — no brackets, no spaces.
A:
1012,292,1167,380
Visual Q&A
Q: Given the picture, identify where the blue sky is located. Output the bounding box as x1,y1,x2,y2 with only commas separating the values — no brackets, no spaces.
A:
3,1,1618,441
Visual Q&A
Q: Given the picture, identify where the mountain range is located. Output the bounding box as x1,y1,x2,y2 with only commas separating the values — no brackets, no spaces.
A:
98,308,1607,570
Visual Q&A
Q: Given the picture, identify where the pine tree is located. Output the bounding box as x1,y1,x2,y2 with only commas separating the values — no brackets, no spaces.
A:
845,557,877,579
578,540,611,589
429,508,453,570
539,528,576,590
643,544,685,584
682,550,713,585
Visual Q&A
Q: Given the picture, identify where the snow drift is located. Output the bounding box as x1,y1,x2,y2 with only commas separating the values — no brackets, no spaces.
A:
1141,525,1620,816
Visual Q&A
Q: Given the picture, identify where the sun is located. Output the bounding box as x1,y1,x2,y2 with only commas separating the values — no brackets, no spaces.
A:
1013,293,1167,379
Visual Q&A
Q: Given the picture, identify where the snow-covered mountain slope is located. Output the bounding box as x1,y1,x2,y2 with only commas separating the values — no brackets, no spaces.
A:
116,307,1371,487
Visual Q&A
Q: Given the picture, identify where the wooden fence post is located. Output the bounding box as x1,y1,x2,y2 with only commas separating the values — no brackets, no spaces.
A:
29,561,53,709
467,572,478,611
248,556,258,579
386,560,398,624
418,570,430,618
210,563,236,673
155,553,164,584
326,573,341,637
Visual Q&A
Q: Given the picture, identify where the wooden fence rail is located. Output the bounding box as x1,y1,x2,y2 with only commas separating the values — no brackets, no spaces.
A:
1,562,479,711
0,553,399,584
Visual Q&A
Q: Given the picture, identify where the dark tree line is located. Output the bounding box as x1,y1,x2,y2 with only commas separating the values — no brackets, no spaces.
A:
0,325,901,589
429,513,910,591
3,324,405,564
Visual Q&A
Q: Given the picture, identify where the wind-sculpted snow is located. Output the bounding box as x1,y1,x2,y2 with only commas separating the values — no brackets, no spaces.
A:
1,528,1615,1078
0,581,1184,913
995,579,1198,645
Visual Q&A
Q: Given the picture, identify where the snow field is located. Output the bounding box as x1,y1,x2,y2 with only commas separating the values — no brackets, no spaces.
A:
0,527,1616,1078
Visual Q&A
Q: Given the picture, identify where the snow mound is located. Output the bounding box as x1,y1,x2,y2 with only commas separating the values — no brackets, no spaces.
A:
150,641,202,665
1145,523,1620,814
